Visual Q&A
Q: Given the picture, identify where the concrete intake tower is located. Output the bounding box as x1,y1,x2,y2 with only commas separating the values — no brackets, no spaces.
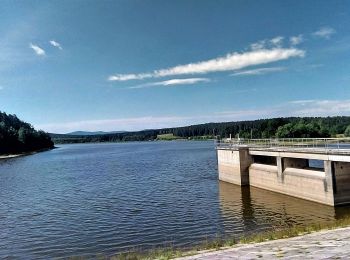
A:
216,138,350,206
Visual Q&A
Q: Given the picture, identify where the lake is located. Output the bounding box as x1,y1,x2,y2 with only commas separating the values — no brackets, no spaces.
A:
1,141,350,259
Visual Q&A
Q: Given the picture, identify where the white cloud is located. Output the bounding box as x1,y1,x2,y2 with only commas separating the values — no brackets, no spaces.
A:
217,99,350,120
29,43,45,56
250,37,284,50
36,116,192,133
270,36,284,47
250,40,266,50
108,73,152,81
290,99,350,115
290,35,303,45
313,27,336,39
288,99,316,104
109,47,305,81
231,67,286,76
130,78,210,89
49,40,63,50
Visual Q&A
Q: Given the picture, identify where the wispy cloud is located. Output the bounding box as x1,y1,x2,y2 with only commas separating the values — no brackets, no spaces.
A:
313,27,336,39
29,43,45,56
109,47,305,81
37,116,193,133
36,99,350,133
49,40,63,50
108,73,152,81
290,35,303,45
130,48,303,79
270,36,284,47
289,99,350,115
231,67,286,76
288,99,316,104
130,78,210,89
250,36,284,50
216,99,350,121
250,40,266,50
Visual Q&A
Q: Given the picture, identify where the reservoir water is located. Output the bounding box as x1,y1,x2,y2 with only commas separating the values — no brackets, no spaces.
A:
1,141,350,258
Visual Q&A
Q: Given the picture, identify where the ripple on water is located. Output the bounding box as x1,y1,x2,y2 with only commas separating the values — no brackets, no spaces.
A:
1,141,350,259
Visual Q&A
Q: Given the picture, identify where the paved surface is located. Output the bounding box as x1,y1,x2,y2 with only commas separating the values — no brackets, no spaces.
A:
177,227,350,259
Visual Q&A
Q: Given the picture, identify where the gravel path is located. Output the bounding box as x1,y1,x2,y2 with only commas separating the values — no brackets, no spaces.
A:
177,227,350,259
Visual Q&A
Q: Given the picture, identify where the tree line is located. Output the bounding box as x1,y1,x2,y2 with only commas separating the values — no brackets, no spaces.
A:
0,111,54,155
51,116,350,144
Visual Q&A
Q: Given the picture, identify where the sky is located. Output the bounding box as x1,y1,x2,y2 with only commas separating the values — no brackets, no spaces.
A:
0,0,350,133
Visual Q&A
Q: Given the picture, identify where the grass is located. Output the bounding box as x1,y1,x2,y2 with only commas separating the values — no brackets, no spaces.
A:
106,217,350,260
156,134,181,141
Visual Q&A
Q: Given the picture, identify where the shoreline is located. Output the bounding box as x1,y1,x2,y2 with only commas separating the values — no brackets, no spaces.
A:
0,154,23,160
176,226,350,259
0,147,56,160
113,217,350,259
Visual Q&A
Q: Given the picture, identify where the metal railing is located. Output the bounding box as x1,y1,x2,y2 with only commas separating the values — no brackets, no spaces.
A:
215,138,350,152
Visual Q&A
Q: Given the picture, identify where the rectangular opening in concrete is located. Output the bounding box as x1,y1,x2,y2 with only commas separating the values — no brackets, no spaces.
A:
308,159,325,171
252,155,277,166
282,157,308,170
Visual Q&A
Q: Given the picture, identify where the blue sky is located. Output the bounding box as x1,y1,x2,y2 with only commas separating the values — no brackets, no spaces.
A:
1,0,350,133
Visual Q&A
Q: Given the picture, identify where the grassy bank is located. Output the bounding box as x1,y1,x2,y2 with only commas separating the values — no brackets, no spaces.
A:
156,134,182,141
109,217,350,260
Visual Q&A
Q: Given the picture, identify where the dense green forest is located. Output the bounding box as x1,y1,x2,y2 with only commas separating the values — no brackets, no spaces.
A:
0,111,54,155
51,116,350,144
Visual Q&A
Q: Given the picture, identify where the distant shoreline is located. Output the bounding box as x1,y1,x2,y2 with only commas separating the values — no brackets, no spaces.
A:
53,139,215,145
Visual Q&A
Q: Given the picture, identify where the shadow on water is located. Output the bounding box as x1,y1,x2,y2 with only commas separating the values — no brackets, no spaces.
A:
218,181,350,237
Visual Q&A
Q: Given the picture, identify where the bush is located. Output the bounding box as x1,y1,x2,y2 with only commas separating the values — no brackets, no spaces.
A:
345,125,350,137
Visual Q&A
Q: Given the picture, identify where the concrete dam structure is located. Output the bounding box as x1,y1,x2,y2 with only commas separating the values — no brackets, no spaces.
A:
217,138,350,206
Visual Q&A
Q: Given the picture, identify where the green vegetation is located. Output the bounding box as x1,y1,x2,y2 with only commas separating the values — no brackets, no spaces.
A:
156,133,181,140
108,218,350,260
0,111,54,155
52,116,350,144
275,121,330,138
345,125,350,137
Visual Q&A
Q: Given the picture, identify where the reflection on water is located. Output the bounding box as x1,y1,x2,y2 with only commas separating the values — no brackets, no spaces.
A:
219,181,350,238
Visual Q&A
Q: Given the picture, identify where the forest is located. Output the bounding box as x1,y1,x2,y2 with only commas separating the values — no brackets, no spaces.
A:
51,116,350,144
0,111,54,155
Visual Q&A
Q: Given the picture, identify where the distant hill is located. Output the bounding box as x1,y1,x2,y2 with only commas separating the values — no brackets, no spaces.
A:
66,131,126,136
50,116,350,144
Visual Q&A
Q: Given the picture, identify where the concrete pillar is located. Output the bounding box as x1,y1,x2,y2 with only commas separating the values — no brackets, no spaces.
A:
276,156,284,183
239,148,253,185
333,162,350,205
324,161,335,194
217,148,253,186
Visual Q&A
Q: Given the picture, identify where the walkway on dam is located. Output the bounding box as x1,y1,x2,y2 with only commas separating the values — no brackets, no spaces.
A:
216,138,350,156
177,227,350,259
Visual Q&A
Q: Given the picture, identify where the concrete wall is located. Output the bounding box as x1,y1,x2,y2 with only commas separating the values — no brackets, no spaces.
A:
249,163,334,205
334,162,350,205
217,148,252,186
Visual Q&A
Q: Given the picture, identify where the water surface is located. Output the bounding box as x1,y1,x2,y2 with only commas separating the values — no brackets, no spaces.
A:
1,141,350,258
